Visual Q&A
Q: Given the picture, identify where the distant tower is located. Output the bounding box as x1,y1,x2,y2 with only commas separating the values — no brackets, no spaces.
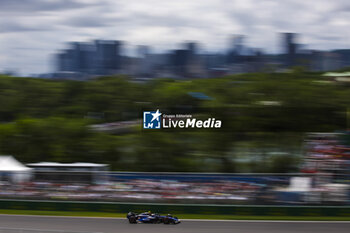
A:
55,42,94,74
283,33,297,67
184,42,197,56
172,42,200,77
227,35,245,64
231,35,245,55
94,40,122,74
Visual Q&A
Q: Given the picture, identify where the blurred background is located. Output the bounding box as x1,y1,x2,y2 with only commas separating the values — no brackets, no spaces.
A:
1,0,350,208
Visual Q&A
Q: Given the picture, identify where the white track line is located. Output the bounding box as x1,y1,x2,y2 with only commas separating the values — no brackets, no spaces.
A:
0,214,350,223
183,219,350,223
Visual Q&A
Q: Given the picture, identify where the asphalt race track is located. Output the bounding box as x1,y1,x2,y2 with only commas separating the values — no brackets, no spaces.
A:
0,215,350,233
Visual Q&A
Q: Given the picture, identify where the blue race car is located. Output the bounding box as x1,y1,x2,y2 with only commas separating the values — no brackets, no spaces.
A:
127,211,181,224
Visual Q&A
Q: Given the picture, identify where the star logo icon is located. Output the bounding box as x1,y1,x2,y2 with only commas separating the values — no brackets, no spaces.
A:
143,110,162,129
151,109,161,122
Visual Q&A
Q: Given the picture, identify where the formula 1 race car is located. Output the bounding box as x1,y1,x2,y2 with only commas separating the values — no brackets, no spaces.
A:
127,211,181,224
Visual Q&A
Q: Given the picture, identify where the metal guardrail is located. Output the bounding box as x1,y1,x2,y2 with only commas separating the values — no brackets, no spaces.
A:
0,228,102,233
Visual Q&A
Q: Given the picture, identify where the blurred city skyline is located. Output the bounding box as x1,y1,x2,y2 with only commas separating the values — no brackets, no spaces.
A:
1,0,350,75
51,32,350,80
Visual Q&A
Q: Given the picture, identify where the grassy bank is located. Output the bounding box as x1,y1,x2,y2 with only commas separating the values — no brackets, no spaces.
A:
1,209,350,221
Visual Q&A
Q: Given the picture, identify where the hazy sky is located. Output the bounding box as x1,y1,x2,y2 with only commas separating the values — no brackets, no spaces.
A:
1,0,350,75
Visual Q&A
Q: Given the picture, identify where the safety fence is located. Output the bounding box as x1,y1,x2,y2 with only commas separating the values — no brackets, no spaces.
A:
1,199,350,217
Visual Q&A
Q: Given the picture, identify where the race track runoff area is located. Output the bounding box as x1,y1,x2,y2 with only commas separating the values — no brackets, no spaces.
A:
0,215,349,233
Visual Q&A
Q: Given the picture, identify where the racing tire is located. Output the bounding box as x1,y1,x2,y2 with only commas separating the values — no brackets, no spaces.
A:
164,218,176,224
128,216,137,224
163,218,170,224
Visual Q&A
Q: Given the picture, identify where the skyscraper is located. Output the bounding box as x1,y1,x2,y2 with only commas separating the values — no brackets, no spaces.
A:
56,42,95,74
227,35,245,64
232,35,245,55
94,40,122,74
282,33,298,67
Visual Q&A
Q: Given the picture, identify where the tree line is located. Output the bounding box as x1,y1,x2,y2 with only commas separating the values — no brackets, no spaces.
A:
0,70,349,172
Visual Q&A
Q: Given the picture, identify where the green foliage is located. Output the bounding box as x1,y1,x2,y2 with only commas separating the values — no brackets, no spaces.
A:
0,72,348,172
